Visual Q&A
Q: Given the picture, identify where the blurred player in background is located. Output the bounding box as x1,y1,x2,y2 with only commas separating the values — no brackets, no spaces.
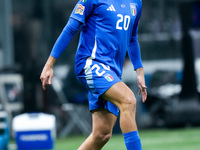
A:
40,0,147,149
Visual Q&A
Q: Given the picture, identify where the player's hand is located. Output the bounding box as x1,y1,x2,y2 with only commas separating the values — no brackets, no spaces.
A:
40,66,53,90
137,75,147,103
136,68,147,103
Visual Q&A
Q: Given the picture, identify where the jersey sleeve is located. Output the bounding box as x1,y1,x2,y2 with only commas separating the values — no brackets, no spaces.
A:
130,1,142,41
70,0,94,24
50,18,82,59
128,1,143,70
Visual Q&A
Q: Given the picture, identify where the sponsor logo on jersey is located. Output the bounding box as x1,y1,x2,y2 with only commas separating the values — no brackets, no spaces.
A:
104,73,114,82
107,5,116,11
81,0,87,3
121,4,125,8
130,3,136,16
75,4,85,15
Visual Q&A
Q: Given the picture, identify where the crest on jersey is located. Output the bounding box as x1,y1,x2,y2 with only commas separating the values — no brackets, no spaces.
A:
130,3,136,16
104,73,114,82
75,4,85,15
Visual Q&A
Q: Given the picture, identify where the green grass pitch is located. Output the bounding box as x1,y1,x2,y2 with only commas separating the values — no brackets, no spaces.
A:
55,127,200,150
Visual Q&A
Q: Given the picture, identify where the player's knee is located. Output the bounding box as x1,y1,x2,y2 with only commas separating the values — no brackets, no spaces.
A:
93,129,112,144
120,93,137,112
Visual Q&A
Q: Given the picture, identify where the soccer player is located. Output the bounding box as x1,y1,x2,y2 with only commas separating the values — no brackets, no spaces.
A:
40,0,147,149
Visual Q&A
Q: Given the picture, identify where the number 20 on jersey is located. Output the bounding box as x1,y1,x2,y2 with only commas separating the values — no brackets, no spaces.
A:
116,14,130,31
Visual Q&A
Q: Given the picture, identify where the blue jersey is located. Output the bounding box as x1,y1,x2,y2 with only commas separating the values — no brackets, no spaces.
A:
70,0,142,76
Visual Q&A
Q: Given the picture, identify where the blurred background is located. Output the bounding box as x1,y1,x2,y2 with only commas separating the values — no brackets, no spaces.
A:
0,0,200,149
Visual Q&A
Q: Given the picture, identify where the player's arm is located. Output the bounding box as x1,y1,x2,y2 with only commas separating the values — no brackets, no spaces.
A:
135,67,147,102
40,56,56,90
128,39,147,102
40,18,82,90
50,18,82,59
128,1,142,70
128,2,147,102
40,0,94,90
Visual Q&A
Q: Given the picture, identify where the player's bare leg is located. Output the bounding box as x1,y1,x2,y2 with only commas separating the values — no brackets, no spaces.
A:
102,81,143,150
78,109,117,150
102,82,137,133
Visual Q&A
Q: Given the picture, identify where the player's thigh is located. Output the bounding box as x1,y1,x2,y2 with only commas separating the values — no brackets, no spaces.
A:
92,109,117,134
101,81,136,110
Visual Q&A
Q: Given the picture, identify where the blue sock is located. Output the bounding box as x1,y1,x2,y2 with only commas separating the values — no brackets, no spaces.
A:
123,131,142,150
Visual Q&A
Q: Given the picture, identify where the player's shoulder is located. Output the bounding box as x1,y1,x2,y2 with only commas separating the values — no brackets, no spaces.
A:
133,0,142,8
130,0,142,7
136,0,142,4
133,0,142,5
